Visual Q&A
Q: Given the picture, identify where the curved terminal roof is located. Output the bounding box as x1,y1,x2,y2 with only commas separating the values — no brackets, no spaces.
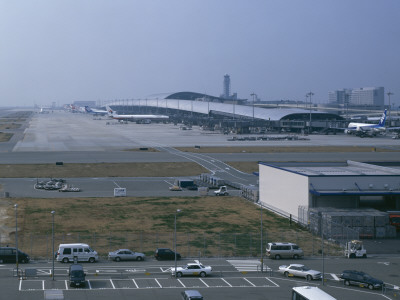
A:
110,92,342,121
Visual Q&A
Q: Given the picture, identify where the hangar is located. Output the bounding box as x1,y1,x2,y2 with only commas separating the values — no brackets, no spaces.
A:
259,160,400,217
258,161,400,238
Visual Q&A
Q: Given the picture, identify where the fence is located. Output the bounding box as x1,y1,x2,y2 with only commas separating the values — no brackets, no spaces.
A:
1,228,342,260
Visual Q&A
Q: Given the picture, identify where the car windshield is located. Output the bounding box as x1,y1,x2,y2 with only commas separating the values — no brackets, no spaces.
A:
71,270,84,277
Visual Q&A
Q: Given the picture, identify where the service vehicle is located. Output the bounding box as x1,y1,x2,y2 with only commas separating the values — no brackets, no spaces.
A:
266,242,303,259
56,243,98,263
292,286,336,300
278,264,321,280
172,260,212,278
68,264,86,287
344,240,367,258
108,249,145,261
340,270,384,290
154,248,181,260
214,186,229,196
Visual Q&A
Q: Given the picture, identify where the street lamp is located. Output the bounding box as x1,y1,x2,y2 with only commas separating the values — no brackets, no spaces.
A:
14,204,18,277
174,209,182,278
51,211,55,280
250,93,256,126
387,91,394,125
260,201,263,273
306,92,314,133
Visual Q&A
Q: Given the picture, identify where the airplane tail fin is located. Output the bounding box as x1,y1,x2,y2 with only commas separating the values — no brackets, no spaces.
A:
106,105,115,116
379,109,387,127
84,106,92,113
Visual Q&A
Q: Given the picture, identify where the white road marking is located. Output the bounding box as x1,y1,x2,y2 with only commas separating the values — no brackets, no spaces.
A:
331,273,340,281
244,278,256,287
132,279,139,289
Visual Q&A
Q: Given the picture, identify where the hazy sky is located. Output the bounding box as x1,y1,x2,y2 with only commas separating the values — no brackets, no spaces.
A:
1,0,399,106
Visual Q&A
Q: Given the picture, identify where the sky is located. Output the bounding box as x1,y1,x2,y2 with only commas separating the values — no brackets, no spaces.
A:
0,0,399,107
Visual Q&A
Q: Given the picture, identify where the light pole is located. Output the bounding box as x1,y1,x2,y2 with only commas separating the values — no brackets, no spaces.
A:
250,93,256,126
260,201,263,273
51,211,55,280
174,209,182,278
387,91,394,125
306,92,314,133
14,204,18,277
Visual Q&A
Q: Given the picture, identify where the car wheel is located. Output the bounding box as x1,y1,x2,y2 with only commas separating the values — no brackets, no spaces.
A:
368,284,374,290
115,257,121,262
176,272,182,278
363,254,367,258
70,282,74,287
344,280,350,286
200,272,206,278
275,254,281,260
293,254,299,259
136,256,143,261
62,257,69,263
89,257,95,263
306,275,312,281
350,253,356,259
284,271,289,277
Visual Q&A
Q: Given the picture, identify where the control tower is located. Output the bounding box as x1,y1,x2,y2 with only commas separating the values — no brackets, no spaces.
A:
223,74,231,99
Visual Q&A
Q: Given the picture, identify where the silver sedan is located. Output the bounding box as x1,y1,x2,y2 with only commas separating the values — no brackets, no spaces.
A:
278,264,321,280
108,249,145,262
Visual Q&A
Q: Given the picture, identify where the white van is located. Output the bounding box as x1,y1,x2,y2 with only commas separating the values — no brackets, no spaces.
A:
266,242,304,260
56,243,98,263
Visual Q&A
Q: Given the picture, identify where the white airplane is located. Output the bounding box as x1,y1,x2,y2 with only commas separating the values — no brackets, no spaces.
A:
106,105,169,122
84,106,108,116
345,109,400,137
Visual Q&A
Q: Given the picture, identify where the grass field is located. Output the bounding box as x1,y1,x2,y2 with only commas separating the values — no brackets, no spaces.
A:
4,196,341,258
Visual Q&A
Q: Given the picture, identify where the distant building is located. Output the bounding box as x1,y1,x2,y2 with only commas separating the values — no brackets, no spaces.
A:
73,101,96,107
220,74,238,100
329,87,384,107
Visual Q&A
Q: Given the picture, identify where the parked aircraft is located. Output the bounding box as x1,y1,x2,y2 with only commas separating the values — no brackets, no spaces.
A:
106,105,169,122
84,106,108,116
344,110,400,137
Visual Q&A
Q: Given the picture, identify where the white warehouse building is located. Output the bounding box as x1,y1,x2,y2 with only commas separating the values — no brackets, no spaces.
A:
259,160,400,218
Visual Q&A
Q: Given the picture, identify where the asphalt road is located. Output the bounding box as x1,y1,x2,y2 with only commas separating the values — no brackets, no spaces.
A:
0,256,398,300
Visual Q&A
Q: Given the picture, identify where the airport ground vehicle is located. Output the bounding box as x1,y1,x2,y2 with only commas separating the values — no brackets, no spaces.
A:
108,249,145,261
172,260,212,278
278,264,321,280
56,243,98,263
344,240,367,258
154,248,181,260
0,247,30,263
214,186,229,196
181,290,203,300
292,286,336,300
340,270,384,290
266,242,303,259
69,264,86,287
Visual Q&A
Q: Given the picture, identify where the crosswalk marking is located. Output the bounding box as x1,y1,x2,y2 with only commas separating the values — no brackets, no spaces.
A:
227,260,271,272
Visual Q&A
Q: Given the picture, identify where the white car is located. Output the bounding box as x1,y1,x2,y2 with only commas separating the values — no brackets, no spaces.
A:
278,264,321,280
172,260,212,277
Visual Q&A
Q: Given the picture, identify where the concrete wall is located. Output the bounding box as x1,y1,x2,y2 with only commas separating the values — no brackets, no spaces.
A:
259,164,309,217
